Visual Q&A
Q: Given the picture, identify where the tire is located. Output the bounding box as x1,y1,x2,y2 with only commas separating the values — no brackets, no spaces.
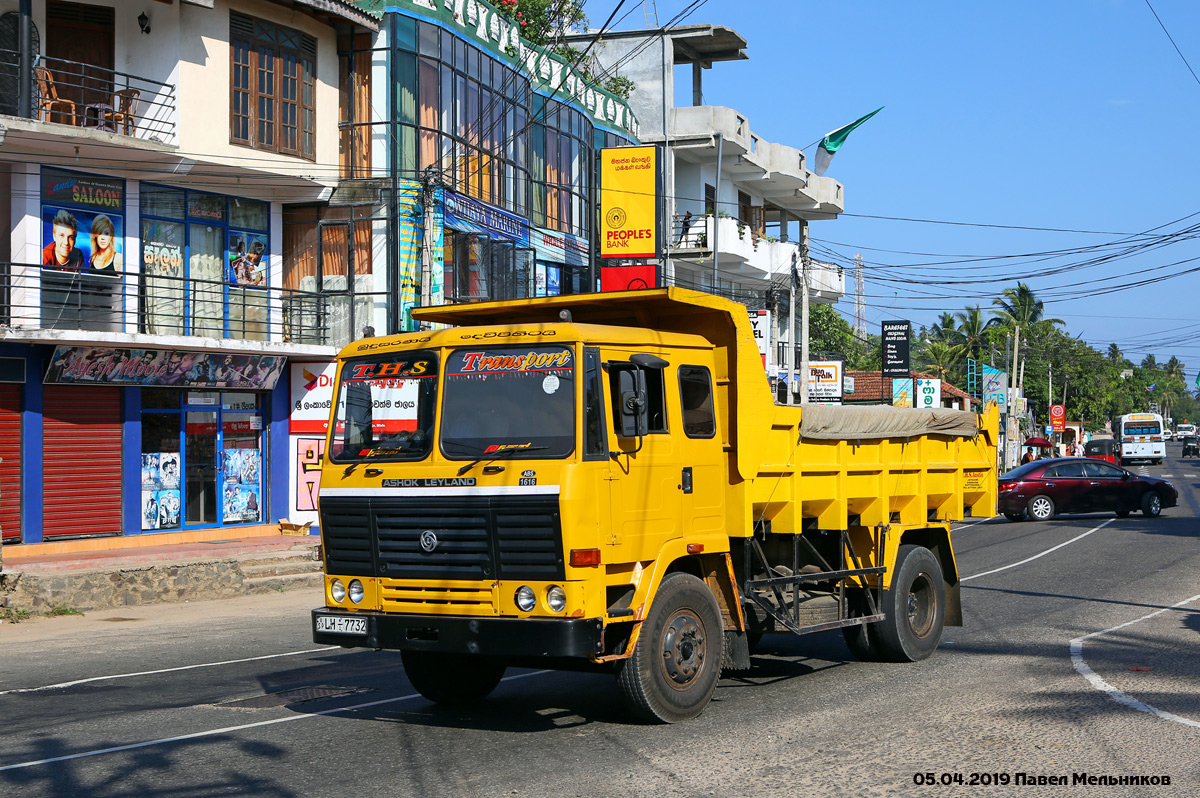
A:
616,572,724,723
400,651,506,707
1116,510,1131,518
875,545,946,663
1027,495,1055,522
1141,491,1162,518
1003,512,1024,522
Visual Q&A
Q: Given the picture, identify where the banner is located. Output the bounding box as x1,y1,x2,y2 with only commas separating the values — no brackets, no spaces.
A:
882,320,911,377
748,310,772,369
443,189,529,247
982,364,1008,413
45,346,286,390
600,146,660,259
290,361,338,434
808,360,844,403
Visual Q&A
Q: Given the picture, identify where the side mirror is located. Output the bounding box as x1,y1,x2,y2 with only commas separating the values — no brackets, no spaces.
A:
1121,471,1131,480
617,367,648,438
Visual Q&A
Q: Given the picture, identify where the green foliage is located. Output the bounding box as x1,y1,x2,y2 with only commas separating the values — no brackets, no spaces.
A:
495,0,587,47
1,606,33,623
808,303,873,370
42,603,83,617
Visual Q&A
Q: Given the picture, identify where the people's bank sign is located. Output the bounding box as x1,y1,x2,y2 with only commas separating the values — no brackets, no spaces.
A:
600,146,662,259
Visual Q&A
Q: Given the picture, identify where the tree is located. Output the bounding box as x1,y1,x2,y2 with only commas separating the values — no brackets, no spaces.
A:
496,0,587,45
955,305,996,364
920,341,963,382
991,282,1063,328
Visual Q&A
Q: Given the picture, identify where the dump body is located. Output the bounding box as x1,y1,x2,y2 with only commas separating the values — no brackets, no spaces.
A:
312,288,998,720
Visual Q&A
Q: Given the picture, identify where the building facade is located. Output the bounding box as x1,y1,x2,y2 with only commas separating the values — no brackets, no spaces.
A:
0,0,377,544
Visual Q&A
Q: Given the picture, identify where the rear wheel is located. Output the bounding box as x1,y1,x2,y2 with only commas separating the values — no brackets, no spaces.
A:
616,572,724,723
875,545,946,663
1141,491,1162,518
1003,512,1024,522
400,651,506,707
1027,495,1055,522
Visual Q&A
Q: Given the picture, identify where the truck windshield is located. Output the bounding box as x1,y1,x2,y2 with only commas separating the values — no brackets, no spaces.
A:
328,351,438,462
440,344,575,459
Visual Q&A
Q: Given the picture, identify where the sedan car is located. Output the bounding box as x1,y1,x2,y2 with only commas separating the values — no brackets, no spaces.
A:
998,457,1177,521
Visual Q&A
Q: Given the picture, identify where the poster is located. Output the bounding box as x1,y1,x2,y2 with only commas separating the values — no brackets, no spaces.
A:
892,377,914,408
546,265,561,296
41,205,125,273
227,231,268,286
296,438,324,511
45,346,287,390
222,448,262,523
141,451,181,530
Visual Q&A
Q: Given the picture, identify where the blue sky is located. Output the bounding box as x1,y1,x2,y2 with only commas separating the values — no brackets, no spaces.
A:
610,0,1200,385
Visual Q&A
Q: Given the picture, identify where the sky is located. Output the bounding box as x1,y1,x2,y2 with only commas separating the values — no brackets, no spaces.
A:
604,0,1200,387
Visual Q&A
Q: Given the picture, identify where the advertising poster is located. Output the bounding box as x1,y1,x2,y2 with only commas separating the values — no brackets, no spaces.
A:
45,346,286,390
546,264,561,296
892,377,914,408
222,448,262,523
41,205,125,273
141,451,181,530
534,262,547,297
600,145,660,259
982,365,1008,413
296,438,324,512
227,231,268,286
290,361,338,434
748,310,772,369
808,360,844,403
881,320,912,377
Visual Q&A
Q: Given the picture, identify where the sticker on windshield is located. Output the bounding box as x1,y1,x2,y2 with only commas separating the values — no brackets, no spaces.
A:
448,349,573,376
542,374,560,394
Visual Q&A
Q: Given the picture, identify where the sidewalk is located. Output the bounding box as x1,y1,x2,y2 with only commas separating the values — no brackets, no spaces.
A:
0,526,324,615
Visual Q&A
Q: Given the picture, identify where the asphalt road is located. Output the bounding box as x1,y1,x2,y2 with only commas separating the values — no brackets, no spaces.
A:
3,446,1200,797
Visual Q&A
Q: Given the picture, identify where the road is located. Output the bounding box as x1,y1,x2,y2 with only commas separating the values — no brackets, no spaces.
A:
3,447,1200,797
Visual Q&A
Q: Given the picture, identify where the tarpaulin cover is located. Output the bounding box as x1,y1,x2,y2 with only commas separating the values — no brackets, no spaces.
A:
799,404,979,441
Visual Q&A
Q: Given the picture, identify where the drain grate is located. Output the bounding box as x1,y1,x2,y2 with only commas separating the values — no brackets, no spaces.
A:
219,685,374,709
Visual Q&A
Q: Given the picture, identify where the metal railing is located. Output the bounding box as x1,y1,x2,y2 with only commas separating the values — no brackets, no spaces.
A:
0,262,387,349
0,50,177,144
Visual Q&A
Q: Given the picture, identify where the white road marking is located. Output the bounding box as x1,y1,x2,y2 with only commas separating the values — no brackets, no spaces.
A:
0,648,331,696
1070,594,1200,728
0,669,552,771
961,519,1114,582
952,516,1001,531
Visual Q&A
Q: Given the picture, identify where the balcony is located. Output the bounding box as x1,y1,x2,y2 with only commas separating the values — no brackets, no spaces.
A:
0,262,383,350
1,50,177,144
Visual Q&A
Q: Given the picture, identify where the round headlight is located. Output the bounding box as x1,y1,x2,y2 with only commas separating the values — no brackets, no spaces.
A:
348,579,365,604
546,586,567,613
515,585,536,612
330,579,346,603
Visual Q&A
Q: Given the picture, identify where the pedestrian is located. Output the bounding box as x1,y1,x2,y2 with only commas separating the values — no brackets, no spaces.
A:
1021,447,1035,465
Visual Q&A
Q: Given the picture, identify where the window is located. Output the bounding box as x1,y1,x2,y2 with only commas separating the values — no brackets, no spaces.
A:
678,366,716,438
230,12,316,159
609,363,667,434
583,348,608,459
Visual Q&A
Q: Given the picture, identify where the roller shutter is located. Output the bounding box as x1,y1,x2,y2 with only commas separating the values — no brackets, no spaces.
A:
0,384,20,541
43,385,122,538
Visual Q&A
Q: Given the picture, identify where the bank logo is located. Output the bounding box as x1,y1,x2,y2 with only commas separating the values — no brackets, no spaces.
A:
419,530,438,553
606,207,627,229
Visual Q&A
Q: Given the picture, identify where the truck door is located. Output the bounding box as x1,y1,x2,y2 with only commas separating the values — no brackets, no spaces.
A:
603,357,681,557
674,364,725,537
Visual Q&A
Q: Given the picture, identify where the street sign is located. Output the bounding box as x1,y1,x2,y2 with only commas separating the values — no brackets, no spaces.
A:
1050,403,1065,432
1044,424,1053,436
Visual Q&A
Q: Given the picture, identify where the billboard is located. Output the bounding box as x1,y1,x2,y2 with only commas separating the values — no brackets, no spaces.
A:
748,310,772,369
982,364,1008,413
599,146,660,259
892,377,914,407
808,360,844,403
916,378,941,409
881,320,911,377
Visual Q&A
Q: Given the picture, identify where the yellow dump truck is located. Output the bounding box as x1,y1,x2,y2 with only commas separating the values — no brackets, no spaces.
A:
312,288,997,722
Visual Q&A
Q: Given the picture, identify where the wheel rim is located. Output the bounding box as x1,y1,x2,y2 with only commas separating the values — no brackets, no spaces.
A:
1031,497,1052,519
906,571,937,639
659,609,706,687
1149,494,1161,514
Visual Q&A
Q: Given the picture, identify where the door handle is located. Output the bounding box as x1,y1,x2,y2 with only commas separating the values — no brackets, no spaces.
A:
1089,481,1100,485
680,466,693,494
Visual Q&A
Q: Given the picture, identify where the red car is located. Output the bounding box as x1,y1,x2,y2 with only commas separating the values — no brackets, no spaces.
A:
998,457,1177,522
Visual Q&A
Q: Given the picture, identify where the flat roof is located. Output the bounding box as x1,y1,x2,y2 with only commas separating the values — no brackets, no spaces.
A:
565,24,748,66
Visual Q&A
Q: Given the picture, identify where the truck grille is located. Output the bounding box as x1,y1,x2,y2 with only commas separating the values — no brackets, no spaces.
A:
318,495,564,581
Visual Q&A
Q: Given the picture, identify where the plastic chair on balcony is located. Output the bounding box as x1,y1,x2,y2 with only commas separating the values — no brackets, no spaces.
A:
110,88,140,136
33,66,76,125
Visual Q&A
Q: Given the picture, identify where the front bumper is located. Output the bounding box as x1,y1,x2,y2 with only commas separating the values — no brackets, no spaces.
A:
312,608,604,658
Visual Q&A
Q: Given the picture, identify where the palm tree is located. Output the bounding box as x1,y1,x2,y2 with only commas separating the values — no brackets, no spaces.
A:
921,341,964,382
1107,343,1123,364
991,282,1063,327
955,305,995,364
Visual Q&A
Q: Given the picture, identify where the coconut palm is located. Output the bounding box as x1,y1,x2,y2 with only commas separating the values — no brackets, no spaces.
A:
921,341,964,382
991,282,1063,327
1107,343,1124,364
955,305,996,363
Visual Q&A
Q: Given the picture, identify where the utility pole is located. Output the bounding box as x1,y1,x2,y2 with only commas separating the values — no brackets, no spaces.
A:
799,220,811,404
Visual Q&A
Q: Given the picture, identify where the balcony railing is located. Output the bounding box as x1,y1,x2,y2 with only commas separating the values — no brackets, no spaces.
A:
0,50,177,144
0,262,384,349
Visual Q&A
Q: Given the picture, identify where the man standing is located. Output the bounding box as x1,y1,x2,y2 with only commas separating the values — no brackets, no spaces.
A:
42,209,85,270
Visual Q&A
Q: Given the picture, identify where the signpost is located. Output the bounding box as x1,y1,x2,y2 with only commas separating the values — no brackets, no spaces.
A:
1050,403,1065,433
881,320,911,377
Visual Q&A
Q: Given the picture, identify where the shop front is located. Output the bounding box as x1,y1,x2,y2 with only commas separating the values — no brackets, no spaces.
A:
440,189,533,302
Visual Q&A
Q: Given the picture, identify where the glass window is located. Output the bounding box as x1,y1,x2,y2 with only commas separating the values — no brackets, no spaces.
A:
229,12,316,159
141,414,183,531
329,351,439,462
142,186,185,219
229,199,268,231
609,363,667,434
679,366,716,438
1047,462,1084,478
441,345,575,459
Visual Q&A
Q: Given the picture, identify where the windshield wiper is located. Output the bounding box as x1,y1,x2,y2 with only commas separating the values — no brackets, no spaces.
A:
456,446,549,476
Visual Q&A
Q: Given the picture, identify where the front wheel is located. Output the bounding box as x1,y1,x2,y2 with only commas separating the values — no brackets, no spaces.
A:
401,651,506,707
875,545,946,663
1142,491,1162,518
1027,495,1055,522
616,572,724,723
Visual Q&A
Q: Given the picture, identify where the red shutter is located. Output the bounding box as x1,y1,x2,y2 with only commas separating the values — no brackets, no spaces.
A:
43,385,122,538
0,385,21,541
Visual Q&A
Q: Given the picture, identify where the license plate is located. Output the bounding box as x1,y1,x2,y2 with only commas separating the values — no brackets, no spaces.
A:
316,615,367,635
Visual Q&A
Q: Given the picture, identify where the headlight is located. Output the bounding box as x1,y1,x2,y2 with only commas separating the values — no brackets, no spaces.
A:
515,585,536,612
546,586,566,613
348,579,364,604
330,579,346,603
